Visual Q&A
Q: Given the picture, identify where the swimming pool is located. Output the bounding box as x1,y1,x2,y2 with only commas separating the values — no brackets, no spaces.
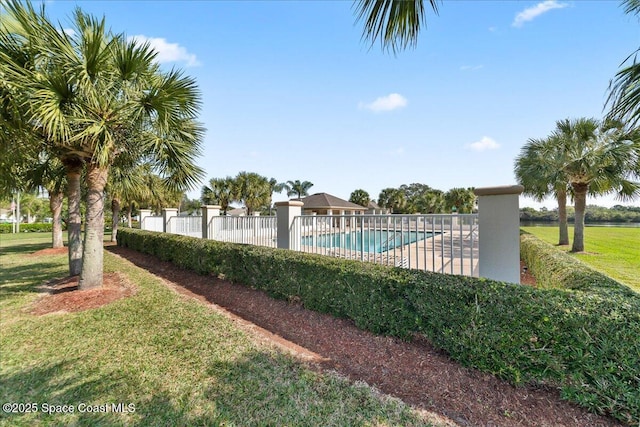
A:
301,230,436,253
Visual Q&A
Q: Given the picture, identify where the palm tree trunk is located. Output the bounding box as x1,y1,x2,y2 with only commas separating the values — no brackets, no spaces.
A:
64,158,83,276
127,205,133,228
49,191,64,249
557,189,569,245
79,163,109,290
571,183,588,252
111,197,121,242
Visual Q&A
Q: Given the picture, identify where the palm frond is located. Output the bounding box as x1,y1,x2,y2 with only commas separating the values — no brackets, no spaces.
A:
354,0,439,53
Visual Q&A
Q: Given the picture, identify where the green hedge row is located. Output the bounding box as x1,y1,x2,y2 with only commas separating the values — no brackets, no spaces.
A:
0,223,54,233
118,228,640,424
520,231,635,296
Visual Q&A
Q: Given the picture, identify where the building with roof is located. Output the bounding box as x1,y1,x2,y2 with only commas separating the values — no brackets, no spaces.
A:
296,193,366,216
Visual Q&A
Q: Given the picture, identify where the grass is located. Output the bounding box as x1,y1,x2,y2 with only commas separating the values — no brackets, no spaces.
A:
521,226,640,293
0,233,440,427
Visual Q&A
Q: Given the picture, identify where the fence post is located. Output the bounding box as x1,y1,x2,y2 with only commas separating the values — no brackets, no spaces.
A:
474,185,524,283
201,205,221,239
139,209,151,230
275,201,303,250
162,208,178,233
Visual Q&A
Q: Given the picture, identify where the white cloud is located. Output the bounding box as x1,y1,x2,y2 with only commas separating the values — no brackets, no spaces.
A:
512,1,568,28
63,28,76,37
359,93,407,112
460,65,484,71
467,136,500,152
128,35,200,67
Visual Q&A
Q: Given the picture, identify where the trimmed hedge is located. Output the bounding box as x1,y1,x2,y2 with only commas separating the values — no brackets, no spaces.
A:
0,223,54,233
520,231,635,296
118,228,640,424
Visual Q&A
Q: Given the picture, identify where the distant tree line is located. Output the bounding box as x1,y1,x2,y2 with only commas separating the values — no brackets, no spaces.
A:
520,205,640,223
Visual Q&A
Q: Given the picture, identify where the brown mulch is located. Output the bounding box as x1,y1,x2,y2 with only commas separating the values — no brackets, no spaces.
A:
90,245,619,427
29,272,136,315
520,261,537,286
29,247,68,257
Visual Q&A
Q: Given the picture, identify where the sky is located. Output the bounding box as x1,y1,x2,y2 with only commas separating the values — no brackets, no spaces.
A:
34,0,640,209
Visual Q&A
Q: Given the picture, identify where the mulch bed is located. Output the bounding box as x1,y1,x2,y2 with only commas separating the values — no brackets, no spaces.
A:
26,245,622,426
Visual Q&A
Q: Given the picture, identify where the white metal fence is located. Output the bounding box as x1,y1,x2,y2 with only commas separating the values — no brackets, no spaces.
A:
140,211,479,277
167,216,202,238
291,214,478,276
207,216,277,248
140,216,163,232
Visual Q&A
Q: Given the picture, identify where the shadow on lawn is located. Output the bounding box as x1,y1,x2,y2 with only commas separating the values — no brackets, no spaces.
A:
0,242,54,255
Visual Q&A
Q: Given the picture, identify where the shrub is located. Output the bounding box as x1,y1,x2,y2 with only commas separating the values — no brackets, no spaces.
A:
0,223,53,233
118,228,640,424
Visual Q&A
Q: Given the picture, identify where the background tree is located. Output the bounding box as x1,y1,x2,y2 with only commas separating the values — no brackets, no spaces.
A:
284,180,314,199
515,136,571,245
349,189,370,207
201,176,234,214
267,178,286,214
377,187,406,213
444,187,476,214
233,172,271,215
553,118,640,252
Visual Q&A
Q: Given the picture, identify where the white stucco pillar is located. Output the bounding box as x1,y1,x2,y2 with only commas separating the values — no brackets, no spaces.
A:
201,205,221,239
276,201,303,250
339,209,346,230
139,209,151,230
162,208,178,234
474,185,524,284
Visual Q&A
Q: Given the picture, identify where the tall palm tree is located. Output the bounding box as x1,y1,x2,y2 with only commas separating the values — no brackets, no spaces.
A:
553,118,640,252
515,136,571,245
202,176,234,214
267,178,286,214
285,180,314,199
1,2,204,289
349,189,370,207
233,172,271,215
606,0,640,127
354,0,440,53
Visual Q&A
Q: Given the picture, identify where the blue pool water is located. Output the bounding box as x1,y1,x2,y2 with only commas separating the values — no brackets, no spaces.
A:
301,230,436,253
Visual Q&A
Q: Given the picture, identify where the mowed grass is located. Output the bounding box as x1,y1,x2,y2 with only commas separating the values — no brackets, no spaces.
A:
0,233,440,427
521,226,640,293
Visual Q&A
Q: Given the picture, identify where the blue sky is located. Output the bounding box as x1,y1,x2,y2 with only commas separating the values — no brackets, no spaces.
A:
40,0,639,208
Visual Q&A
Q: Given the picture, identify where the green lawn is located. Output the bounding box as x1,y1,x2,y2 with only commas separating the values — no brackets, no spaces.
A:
0,233,440,427
521,226,640,293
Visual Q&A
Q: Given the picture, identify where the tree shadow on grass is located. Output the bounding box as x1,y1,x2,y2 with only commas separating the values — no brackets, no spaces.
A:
0,349,418,427
0,242,54,255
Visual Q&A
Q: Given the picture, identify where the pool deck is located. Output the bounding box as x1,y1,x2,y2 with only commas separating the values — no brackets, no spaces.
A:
298,226,479,277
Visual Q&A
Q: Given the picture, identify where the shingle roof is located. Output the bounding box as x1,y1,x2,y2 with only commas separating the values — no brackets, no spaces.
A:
298,193,366,210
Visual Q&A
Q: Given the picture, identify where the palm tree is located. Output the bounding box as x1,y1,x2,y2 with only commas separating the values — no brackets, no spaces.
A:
1,2,204,289
515,136,571,245
378,187,406,213
202,176,234,214
553,118,640,252
107,161,152,242
349,189,370,207
606,0,640,127
233,172,271,215
355,0,440,53
285,180,314,199
268,178,286,214
444,187,476,214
